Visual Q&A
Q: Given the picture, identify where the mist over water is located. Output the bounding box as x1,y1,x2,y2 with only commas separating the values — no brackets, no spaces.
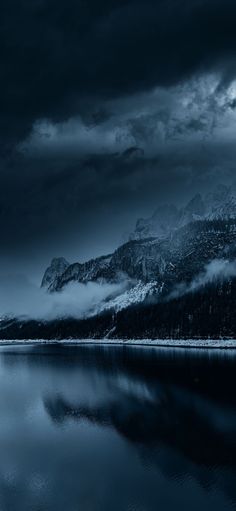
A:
0,344,236,511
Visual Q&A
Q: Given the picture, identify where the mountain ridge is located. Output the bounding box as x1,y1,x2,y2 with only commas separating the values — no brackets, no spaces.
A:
41,184,236,317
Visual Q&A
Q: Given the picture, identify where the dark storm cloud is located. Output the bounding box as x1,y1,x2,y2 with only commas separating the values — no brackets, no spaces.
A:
1,136,235,251
1,0,236,141
1,0,236,279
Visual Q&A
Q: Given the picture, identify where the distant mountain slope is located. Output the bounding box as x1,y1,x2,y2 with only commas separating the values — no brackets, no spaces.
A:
130,183,235,239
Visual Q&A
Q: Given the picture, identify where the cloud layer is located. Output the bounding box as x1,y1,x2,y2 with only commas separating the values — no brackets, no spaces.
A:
0,274,127,320
2,0,236,141
1,0,236,277
169,259,236,300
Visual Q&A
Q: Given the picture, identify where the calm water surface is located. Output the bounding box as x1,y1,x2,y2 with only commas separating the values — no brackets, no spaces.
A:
0,343,236,511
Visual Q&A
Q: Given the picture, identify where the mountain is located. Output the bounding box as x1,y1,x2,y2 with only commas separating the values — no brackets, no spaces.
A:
131,204,180,240
1,184,236,340
41,257,70,290
39,183,236,326
130,184,235,239
42,222,236,293
206,185,236,220
42,254,114,292
179,193,206,226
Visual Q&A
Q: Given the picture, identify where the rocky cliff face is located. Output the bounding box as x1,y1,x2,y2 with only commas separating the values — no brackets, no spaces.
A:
41,257,70,290
46,254,114,292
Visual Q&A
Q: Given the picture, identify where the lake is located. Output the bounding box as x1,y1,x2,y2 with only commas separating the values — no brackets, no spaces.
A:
0,343,236,511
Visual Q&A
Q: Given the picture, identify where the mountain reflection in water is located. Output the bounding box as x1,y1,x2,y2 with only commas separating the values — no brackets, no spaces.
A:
0,344,236,511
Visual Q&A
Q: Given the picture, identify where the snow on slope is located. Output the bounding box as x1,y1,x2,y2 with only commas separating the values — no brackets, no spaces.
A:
96,280,160,314
1,338,236,348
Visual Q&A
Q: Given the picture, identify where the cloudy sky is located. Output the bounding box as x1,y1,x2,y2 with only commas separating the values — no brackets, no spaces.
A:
1,0,236,281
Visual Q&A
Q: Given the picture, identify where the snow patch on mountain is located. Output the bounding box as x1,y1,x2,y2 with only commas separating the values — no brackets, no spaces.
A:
97,280,161,314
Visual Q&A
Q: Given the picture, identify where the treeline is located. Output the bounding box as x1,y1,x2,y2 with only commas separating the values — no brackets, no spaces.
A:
0,278,236,340
113,278,236,339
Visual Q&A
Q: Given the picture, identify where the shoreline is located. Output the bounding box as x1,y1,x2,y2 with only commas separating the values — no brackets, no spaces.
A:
0,338,236,349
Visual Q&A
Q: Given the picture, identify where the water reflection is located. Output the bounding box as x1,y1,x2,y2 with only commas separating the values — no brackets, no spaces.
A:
0,344,236,511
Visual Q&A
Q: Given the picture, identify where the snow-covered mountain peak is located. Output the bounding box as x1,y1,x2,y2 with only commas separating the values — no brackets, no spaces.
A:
179,193,206,227
185,193,205,216
205,184,236,221
131,203,180,240
130,185,236,241
206,184,231,208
